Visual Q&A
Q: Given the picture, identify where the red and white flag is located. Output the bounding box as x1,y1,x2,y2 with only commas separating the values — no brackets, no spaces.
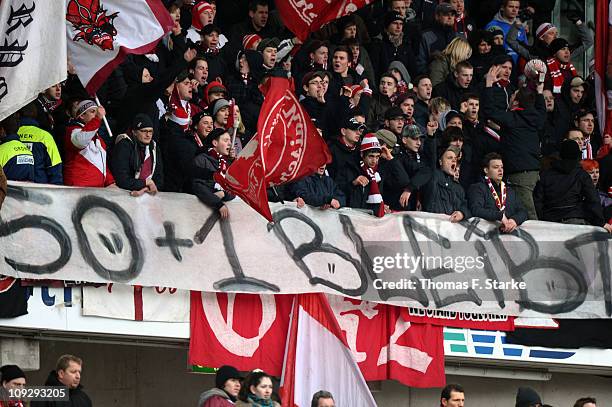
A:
594,0,611,134
280,294,377,407
276,0,372,41
189,292,294,375
216,76,331,222
65,0,173,94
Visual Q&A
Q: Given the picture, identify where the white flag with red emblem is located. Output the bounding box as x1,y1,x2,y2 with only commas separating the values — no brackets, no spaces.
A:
65,0,173,94
0,0,67,121
279,294,377,407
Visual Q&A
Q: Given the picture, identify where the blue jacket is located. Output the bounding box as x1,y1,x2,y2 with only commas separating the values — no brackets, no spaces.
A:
291,173,346,208
0,134,35,181
485,12,527,65
18,118,63,184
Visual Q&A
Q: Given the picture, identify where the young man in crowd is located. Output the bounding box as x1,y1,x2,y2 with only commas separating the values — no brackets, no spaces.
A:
422,145,470,222
192,128,235,219
468,152,527,233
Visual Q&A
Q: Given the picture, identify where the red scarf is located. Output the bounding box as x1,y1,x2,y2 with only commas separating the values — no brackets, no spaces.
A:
454,13,469,37
546,58,578,94
582,136,593,160
137,145,153,181
361,161,385,217
168,85,192,131
485,176,507,212
208,148,228,175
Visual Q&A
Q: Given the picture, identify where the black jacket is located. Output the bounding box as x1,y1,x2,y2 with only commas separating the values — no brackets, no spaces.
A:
291,173,346,208
368,34,418,82
395,149,433,210
468,178,528,224
327,138,362,206
432,75,475,111
30,370,92,407
422,169,471,217
481,86,546,174
191,152,235,210
380,156,414,211
534,160,605,226
111,134,164,191
160,121,205,193
416,22,457,74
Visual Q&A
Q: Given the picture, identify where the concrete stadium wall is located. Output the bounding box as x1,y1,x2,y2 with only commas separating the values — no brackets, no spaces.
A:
16,339,612,406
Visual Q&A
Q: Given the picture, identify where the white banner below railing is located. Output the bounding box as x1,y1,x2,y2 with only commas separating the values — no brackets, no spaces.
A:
0,183,611,318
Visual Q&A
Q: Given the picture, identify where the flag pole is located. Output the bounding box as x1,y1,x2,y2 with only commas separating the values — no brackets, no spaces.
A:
95,95,114,139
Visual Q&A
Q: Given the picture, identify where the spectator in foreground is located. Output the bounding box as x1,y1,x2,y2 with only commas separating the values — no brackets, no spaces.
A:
235,371,280,407
32,354,91,407
311,390,335,407
440,384,465,407
515,387,542,407
1,364,26,406
198,365,242,407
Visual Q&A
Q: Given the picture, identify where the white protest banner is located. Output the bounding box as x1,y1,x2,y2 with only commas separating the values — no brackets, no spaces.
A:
0,0,67,121
82,283,189,322
0,182,611,318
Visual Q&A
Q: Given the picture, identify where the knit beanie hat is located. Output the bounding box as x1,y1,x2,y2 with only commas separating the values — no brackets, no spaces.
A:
242,34,261,51
515,387,542,407
0,365,26,383
75,100,97,118
360,133,381,153
215,365,242,389
549,38,570,55
191,2,213,30
536,22,555,40
212,98,230,117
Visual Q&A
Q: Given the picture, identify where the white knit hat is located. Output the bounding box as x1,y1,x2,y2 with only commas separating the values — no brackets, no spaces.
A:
360,134,381,153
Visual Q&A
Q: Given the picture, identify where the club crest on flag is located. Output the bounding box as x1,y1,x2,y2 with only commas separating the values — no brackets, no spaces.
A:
66,0,119,51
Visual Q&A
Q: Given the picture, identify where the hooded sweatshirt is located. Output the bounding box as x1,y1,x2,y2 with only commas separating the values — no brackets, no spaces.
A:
198,388,235,407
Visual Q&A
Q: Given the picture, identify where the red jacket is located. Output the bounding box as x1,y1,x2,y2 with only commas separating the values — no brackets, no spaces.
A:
63,117,114,187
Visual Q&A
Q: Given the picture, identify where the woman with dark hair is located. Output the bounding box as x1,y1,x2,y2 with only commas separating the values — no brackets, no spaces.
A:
235,371,280,407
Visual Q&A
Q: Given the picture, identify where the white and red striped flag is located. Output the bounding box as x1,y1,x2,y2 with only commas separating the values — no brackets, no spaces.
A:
594,0,612,134
65,0,173,94
279,293,377,407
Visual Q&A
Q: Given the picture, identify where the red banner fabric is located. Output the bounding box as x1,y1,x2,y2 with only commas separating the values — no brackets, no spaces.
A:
275,0,372,41
216,76,330,221
190,293,446,388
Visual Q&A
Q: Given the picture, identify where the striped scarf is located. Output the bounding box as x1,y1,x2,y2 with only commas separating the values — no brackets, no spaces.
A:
208,147,228,191
361,161,385,217
168,86,191,131
546,58,578,94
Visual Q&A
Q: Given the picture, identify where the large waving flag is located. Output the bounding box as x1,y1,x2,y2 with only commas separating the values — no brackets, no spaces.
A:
594,0,611,134
65,0,173,94
0,0,67,121
279,294,377,407
275,0,372,41
216,76,331,222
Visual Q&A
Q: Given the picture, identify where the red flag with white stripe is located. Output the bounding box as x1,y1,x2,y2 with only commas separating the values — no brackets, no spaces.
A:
65,0,173,94
594,0,611,134
279,294,377,407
